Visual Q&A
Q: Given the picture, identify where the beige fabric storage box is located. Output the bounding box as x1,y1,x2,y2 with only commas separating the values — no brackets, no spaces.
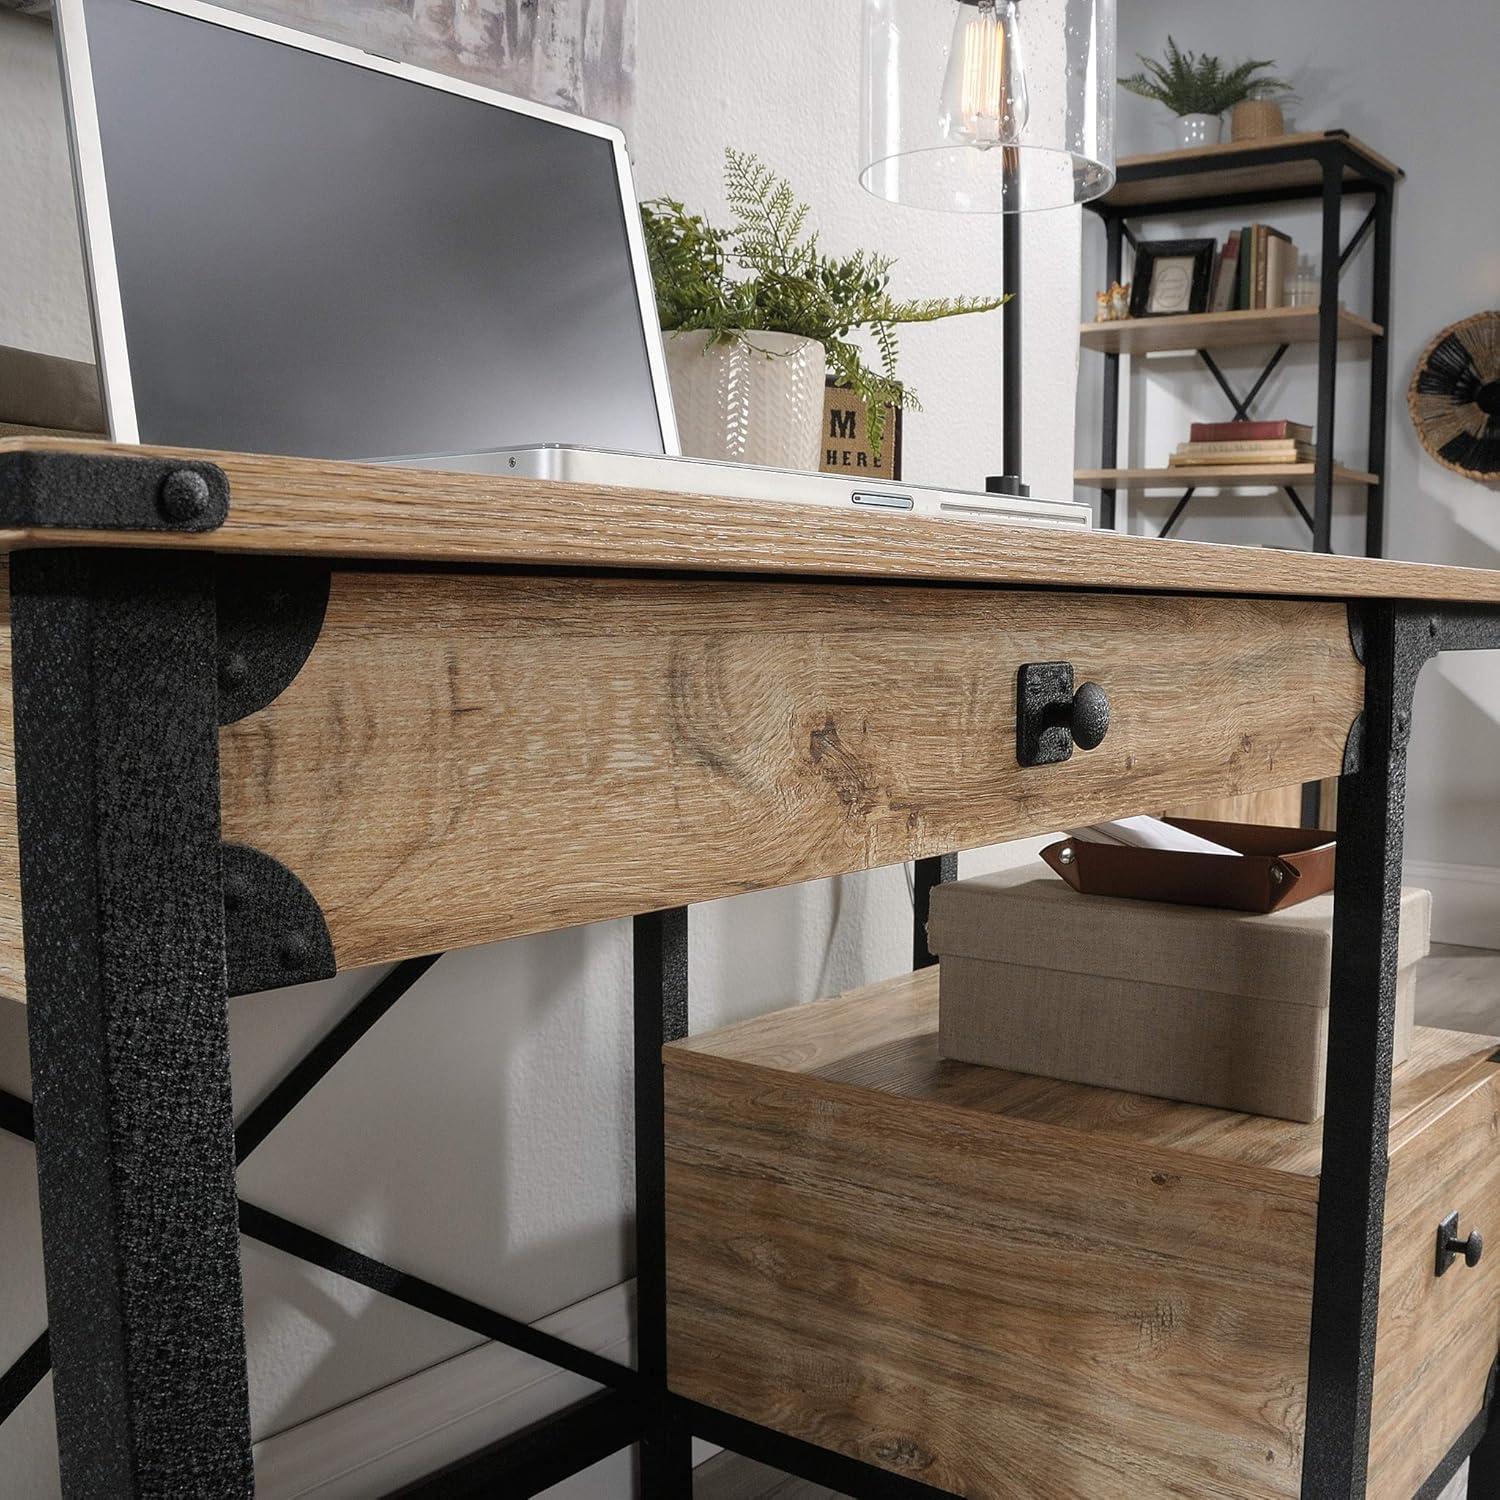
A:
929,867,1430,1121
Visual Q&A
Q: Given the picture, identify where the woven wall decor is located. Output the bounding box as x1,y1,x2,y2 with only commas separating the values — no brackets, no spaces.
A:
1408,310,1500,480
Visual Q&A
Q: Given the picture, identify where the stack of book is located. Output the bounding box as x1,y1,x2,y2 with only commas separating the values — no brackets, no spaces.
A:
1210,224,1296,312
1170,420,1315,469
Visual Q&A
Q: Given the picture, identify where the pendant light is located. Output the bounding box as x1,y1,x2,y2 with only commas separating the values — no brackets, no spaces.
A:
860,0,1116,214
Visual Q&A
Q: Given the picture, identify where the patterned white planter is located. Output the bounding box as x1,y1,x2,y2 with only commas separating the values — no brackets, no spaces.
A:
663,330,827,471
1175,112,1221,148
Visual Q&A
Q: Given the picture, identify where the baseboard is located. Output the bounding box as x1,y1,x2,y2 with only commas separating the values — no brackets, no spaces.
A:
253,1280,716,1499
1406,859,1500,950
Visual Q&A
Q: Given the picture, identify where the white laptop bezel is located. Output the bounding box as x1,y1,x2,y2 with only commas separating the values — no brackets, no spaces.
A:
52,0,680,455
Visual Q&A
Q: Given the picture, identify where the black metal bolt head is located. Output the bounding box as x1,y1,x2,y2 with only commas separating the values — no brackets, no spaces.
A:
222,874,248,913
219,652,250,691
158,468,213,524
1070,681,1111,751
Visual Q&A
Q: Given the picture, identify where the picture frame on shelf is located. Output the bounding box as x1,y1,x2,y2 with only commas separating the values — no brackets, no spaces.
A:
1129,238,1217,318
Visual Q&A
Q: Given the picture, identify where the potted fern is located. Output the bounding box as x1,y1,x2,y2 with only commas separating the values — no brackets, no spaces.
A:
1120,39,1291,150
642,149,1006,470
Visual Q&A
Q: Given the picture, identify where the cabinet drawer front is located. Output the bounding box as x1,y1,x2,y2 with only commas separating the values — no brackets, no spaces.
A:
1371,1063,1500,1499
217,573,1363,973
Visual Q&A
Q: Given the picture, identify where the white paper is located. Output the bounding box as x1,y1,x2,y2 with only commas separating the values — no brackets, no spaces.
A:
1064,815,1239,857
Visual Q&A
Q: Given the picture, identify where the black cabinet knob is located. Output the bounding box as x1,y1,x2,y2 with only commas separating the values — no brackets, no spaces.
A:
1070,681,1111,751
1017,663,1112,767
1436,1212,1485,1276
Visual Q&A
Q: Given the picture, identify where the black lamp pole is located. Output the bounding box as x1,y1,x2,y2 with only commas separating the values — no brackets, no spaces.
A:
989,151,1027,497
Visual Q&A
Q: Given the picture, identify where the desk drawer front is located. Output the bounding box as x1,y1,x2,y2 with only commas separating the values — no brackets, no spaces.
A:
218,573,1363,972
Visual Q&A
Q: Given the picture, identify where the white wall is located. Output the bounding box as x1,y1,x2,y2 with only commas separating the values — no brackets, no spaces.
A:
1086,0,1500,942
0,2,1075,1494
0,12,93,360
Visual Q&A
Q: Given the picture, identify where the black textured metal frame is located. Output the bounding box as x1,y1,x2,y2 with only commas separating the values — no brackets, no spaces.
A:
1300,603,1500,1499
0,495,655,1496
10,546,254,1494
1087,134,1397,559
1,442,1495,1500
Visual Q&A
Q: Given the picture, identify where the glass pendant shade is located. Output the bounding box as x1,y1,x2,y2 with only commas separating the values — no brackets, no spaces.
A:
861,0,1116,212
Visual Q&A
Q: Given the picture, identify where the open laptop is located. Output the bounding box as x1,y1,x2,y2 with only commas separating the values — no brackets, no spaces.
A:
53,0,1090,531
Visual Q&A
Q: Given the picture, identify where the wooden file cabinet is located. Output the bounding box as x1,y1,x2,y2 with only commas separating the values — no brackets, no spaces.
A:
666,971,1500,1499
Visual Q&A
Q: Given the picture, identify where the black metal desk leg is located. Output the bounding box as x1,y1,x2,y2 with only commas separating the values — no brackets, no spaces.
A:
913,854,957,970
1302,603,1421,1498
1299,601,1500,1498
633,907,693,1496
1470,1419,1500,1496
10,549,252,1497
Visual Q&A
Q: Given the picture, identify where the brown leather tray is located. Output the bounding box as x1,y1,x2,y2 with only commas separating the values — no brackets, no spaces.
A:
1040,817,1336,914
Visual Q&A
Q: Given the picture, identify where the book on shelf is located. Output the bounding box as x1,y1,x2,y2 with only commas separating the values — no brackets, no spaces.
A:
1210,231,1241,314
1190,419,1313,443
1170,439,1316,466
1264,227,1294,310
1224,223,1296,311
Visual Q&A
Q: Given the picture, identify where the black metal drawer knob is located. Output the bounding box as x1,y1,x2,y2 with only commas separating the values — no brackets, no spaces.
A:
1016,662,1111,767
1436,1212,1484,1276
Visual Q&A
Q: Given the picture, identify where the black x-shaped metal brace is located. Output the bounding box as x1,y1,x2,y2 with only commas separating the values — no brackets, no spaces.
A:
0,953,638,1448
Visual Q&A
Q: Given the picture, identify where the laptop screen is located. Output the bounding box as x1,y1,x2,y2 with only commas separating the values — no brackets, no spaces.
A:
67,0,669,460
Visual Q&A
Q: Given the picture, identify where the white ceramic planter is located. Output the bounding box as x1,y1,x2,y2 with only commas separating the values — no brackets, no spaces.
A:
1176,112,1221,149
664,330,827,471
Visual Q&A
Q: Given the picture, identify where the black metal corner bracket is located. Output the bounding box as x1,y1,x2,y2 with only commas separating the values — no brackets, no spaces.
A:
1347,603,1368,665
216,556,331,724
0,449,228,533
1342,712,1365,777
222,842,336,996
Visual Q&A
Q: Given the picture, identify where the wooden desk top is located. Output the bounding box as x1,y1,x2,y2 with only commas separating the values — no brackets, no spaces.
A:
3,436,1499,603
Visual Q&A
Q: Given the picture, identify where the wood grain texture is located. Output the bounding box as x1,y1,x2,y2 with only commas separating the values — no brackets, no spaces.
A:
667,998,1319,1497
217,573,1363,974
1102,131,1404,210
673,969,1494,1192
1075,463,1379,490
667,969,1500,1499
1080,305,1380,356
1371,1062,1500,1499
3,437,1499,602
1167,783,1306,828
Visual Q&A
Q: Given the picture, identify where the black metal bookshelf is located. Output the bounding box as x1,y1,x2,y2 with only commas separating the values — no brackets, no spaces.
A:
1082,129,1403,558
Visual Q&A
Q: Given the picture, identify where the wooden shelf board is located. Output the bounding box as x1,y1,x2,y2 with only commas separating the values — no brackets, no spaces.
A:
1075,463,1379,491
672,966,1499,1185
1100,130,1403,211
1080,305,1380,356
